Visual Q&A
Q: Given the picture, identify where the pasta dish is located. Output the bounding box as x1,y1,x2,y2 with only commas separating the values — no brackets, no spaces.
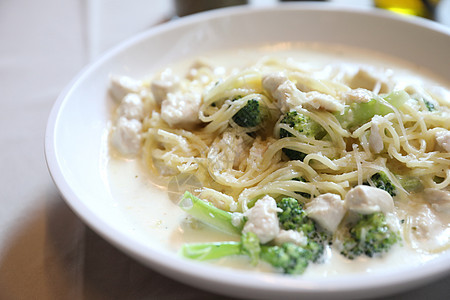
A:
109,52,450,274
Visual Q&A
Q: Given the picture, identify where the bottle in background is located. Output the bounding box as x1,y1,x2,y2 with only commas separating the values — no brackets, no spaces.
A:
374,0,440,19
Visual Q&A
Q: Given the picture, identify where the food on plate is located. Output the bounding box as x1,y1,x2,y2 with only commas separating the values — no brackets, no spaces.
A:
108,50,450,275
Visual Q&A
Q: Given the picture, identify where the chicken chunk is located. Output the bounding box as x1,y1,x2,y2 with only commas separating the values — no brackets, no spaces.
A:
116,93,145,121
110,75,143,102
345,185,394,214
151,69,180,105
111,117,142,156
262,72,288,95
160,92,201,128
435,130,450,152
369,115,385,154
242,195,281,244
341,88,373,104
262,72,305,112
305,193,346,233
273,229,307,247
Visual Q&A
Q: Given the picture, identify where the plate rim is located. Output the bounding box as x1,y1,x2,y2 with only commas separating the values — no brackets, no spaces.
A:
45,3,450,299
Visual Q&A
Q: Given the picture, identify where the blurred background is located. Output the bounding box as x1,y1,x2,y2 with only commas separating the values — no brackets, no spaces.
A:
85,0,450,61
0,0,449,299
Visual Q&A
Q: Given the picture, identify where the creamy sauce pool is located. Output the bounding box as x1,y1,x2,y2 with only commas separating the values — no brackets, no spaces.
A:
106,45,449,276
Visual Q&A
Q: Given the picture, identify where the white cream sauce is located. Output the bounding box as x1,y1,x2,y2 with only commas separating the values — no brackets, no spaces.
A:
107,44,449,276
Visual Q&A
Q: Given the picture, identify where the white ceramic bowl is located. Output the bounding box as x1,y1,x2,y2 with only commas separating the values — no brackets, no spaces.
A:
45,4,450,299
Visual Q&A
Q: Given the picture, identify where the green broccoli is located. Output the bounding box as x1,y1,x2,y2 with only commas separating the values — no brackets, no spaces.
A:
260,242,315,274
180,232,261,264
180,240,243,261
364,172,396,197
340,212,400,259
335,90,409,130
423,99,436,112
279,111,327,139
241,230,262,265
277,197,325,262
232,98,263,128
181,233,319,275
179,191,243,236
279,111,327,160
179,193,324,274
277,197,315,236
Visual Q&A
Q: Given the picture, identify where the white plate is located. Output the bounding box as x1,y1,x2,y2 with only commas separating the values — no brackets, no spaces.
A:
45,4,450,299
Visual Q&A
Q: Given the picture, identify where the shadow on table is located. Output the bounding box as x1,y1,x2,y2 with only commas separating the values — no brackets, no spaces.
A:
0,186,448,299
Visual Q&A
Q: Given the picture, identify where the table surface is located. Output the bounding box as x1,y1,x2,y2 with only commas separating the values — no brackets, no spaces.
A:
1,0,449,299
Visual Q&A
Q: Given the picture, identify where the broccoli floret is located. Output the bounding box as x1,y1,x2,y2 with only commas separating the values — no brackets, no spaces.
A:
180,193,324,274
280,111,327,139
340,212,400,259
260,243,313,274
279,111,326,160
423,99,436,112
335,90,409,130
232,99,262,128
179,193,261,264
277,197,326,262
364,172,396,197
305,240,325,263
181,233,319,275
277,197,315,237
179,192,243,236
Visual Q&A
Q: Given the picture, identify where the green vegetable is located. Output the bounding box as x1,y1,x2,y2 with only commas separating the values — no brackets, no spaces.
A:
397,175,423,193
280,111,327,139
181,233,320,275
364,172,396,197
335,90,409,130
179,193,325,274
241,231,261,265
279,111,326,160
277,197,325,262
340,212,400,259
180,232,260,264
179,191,243,236
277,197,315,236
232,99,263,128
180,241,242,261
423,99,436,112
260,242,316,274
